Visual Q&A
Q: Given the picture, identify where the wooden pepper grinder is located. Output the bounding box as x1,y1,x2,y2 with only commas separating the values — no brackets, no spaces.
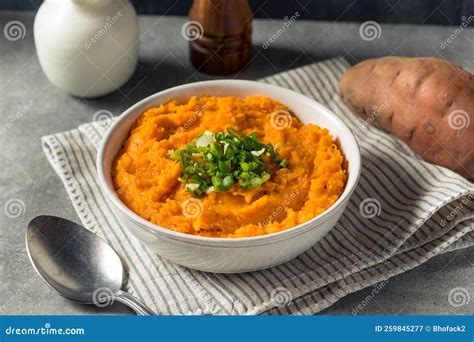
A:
188,0,252,75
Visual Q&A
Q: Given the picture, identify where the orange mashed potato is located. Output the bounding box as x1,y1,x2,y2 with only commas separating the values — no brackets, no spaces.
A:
113,96,347,238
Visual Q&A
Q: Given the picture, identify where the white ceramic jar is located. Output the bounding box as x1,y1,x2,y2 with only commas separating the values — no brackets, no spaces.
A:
34,0,138,98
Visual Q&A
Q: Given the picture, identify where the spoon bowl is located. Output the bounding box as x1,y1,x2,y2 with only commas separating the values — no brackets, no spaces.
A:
26,215,155,315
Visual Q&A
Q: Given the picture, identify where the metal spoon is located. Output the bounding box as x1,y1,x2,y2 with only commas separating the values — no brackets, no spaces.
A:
26,215,155,315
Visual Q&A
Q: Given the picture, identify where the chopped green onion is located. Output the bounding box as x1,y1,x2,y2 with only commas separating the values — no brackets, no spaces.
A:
240,162,250,171
222,175,234,189
218,160,231,173
279,159,288,168
211,176,223,190
251,148,266,157
168,150,181,160
169,129,288,197
185,183,200,191
195,131,214,147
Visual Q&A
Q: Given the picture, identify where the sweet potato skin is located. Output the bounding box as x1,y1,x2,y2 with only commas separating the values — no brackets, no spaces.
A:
339,56,474,179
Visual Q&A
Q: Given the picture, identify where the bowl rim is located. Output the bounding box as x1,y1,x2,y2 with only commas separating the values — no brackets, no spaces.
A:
97,79,361,246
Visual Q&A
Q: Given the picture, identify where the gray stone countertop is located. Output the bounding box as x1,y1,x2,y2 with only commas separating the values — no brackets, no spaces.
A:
0,12,472,315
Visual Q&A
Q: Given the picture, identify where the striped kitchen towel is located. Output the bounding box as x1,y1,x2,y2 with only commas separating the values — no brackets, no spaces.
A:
42,57,473,315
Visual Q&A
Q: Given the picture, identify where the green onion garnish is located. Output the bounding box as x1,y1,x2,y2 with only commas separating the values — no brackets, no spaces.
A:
168,129,288,197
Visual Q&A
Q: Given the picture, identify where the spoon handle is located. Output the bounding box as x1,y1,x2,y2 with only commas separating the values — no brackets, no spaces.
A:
114,291,156,315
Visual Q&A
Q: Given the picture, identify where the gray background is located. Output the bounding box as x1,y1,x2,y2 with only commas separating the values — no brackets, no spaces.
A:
0,7,473,316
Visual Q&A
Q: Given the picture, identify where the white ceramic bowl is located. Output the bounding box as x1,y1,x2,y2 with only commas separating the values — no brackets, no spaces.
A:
97,80,361,273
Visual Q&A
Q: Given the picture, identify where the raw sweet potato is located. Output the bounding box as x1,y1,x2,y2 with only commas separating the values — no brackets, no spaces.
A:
339,56,474,179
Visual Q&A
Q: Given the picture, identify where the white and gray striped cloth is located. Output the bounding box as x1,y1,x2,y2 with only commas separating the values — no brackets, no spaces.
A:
42,57,473,315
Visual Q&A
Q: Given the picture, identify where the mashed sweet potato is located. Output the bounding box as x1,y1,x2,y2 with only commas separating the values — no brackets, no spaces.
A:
112,96,347,238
